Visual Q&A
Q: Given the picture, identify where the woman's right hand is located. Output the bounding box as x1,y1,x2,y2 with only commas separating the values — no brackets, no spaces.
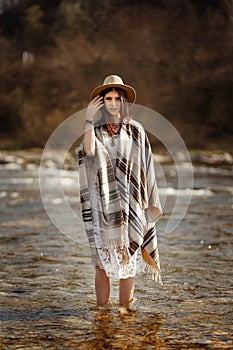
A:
83,95,103,157
86,95,104,121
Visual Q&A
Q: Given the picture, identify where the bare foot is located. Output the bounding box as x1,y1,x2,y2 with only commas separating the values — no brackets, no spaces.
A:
118,297,137,314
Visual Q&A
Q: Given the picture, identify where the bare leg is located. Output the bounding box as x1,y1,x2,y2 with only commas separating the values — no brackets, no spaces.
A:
119,277,134,306
95,266,110,306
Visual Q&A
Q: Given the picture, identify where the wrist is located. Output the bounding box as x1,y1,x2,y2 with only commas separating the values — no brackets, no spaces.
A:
85,119,95,126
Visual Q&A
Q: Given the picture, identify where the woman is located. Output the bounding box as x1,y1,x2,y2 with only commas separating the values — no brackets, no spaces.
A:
78,75,162,309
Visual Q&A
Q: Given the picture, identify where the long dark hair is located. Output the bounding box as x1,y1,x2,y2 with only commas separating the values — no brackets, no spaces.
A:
96,87,130,127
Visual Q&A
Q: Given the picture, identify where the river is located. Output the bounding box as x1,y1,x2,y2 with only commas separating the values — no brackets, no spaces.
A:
0,149,232,349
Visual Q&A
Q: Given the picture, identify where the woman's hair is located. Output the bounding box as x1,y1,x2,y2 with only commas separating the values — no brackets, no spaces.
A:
97,87,130,126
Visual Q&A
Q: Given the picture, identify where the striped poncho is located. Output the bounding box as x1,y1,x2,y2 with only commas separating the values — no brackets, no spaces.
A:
77,119,162,283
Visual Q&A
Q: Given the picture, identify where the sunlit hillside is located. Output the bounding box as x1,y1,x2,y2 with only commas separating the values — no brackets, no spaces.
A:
0,0,232,149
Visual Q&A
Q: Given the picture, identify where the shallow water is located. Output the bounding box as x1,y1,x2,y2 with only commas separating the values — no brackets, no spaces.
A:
0,154,233,349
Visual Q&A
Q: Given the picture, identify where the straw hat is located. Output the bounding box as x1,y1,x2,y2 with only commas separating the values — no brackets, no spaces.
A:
91,75,136,104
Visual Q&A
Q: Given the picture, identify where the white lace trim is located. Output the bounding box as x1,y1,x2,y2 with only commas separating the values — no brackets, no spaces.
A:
94,247,142,279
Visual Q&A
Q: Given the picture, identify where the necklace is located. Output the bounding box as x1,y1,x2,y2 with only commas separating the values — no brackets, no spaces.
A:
110,134,119,146
105,115,121,146
106,122,121,147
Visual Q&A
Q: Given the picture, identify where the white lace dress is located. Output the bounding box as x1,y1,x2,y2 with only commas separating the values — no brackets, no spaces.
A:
90,130,141,279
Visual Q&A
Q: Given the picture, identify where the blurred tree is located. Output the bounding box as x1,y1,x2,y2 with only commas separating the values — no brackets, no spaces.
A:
22,4,44,50
0,89,23,137
57,0,84,33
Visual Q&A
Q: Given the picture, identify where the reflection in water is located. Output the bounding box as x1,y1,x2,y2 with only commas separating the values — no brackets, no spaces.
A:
0,160,233,349
86,308,162,349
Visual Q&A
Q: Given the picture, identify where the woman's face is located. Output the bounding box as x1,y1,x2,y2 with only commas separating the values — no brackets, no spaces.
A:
104,90,121,117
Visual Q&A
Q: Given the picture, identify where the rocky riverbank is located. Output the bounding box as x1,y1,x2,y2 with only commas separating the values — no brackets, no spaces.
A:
0,148,233,171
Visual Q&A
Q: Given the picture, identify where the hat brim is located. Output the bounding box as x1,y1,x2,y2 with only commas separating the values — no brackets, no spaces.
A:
91,84,136,104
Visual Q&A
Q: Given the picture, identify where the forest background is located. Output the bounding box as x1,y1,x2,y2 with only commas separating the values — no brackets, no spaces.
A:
0,0,232,150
